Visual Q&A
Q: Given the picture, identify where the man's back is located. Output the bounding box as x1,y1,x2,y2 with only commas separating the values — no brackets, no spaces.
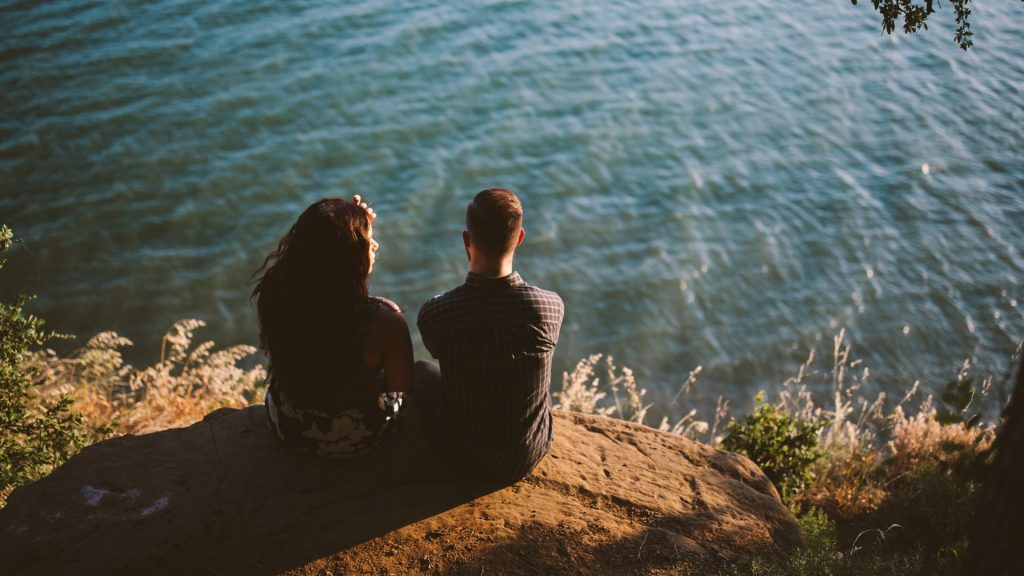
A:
417,271,564,480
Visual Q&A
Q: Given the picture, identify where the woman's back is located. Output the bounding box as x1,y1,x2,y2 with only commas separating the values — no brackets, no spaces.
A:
265,296,407,458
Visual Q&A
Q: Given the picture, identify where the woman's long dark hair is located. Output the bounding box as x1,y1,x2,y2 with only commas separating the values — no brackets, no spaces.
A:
252,198,371,408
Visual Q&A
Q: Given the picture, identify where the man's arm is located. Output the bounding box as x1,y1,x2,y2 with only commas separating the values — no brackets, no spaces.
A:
552,295,565,344
417,296,442,359
541,291,565,347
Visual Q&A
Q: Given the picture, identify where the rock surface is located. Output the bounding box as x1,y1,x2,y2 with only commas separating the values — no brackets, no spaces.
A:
0,406,800,575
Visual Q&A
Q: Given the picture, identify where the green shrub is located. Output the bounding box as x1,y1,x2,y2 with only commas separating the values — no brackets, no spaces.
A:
0,225,87,506
721,392,824,499
860,461,972,574
725,507,840,576
785,507,842,576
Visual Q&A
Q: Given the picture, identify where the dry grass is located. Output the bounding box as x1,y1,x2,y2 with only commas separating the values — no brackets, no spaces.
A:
556,332,1013,575
555,354,651,424
29,319,266,440
556,330,1002,516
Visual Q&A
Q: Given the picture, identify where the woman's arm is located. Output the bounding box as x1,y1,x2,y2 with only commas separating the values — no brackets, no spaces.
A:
375,306,414,394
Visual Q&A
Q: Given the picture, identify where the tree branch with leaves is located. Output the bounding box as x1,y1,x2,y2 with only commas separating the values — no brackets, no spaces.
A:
853,0,1022,50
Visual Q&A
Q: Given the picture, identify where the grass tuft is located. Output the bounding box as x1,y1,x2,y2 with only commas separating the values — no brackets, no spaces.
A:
28,320,266,440
557,331,1012,576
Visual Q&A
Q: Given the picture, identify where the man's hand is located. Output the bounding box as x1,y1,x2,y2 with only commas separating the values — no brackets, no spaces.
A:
352,195,377,223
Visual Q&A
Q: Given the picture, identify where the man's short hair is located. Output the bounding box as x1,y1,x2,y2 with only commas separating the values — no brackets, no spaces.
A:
466,188,523,258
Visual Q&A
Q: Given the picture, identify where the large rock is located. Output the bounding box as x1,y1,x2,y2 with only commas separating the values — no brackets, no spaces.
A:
0,406,800,575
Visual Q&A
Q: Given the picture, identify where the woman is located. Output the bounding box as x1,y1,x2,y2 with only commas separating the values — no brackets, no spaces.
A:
252,196,413,457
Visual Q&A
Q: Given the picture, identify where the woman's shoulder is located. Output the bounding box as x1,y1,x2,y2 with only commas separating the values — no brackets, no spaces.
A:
364,296,407,338
364,296,410,346
366,295,402,314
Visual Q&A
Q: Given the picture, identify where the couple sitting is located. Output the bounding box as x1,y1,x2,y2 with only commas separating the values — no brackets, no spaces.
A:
252,188,564,481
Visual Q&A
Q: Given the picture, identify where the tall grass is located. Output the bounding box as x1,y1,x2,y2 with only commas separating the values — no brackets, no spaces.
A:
555,331,999,487
555,330,1016,575
29,319,266,441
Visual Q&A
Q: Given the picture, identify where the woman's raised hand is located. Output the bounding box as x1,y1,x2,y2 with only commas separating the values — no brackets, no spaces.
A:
352,195,377,223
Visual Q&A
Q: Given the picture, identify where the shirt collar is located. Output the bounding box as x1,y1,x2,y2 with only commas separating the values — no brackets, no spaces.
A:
466,271,526,288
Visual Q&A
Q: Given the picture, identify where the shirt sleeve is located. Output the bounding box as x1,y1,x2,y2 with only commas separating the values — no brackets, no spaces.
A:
417,296,441,359
549,294,565,345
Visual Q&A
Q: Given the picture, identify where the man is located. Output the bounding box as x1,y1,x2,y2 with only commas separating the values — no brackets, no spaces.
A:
416,188,565,481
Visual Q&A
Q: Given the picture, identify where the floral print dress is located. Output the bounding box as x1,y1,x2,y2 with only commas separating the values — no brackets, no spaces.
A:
264,297,405,458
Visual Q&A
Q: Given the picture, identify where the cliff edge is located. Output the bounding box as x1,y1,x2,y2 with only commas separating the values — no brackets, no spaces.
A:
0,406,800,575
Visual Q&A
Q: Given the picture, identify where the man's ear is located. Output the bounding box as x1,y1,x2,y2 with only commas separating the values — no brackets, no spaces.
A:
516,228,525,247
462,230,472,262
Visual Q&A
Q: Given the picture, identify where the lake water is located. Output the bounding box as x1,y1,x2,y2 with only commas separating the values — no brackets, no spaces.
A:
2,0,1022,419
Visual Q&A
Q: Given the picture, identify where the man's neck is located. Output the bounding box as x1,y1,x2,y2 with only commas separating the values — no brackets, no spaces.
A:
470,257,515,278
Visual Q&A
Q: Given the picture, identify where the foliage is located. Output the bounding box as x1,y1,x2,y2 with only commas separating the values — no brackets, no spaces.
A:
555,354,652,425
556,355,722,440
850,0,1013,50
729,462,974,575
721,393,825,499
0,226,87,506
779,507,842,576
557,330,1006,575
723,508,843,576
30,319,267,438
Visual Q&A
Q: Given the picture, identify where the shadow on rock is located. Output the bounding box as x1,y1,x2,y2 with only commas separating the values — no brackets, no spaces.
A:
0,405,503,575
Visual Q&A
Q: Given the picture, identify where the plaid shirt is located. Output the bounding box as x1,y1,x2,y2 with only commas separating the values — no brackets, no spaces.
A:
417,271,564,479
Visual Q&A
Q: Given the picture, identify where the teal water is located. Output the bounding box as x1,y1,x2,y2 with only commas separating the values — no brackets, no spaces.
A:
2,0,1022,417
